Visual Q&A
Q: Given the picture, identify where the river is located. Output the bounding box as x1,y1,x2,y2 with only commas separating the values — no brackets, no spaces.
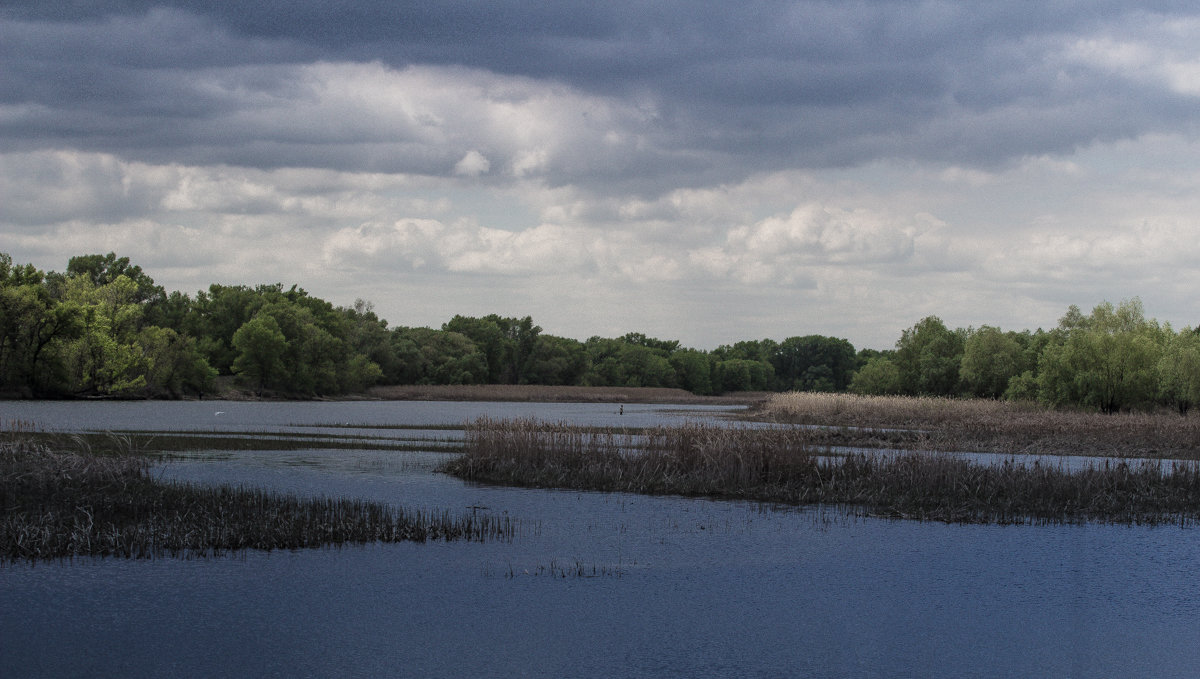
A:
2,400,1198,678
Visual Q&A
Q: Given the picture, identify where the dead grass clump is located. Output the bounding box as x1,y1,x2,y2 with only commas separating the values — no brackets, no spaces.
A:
0,437,514,562
445,418,1200,524
757,392,1200,459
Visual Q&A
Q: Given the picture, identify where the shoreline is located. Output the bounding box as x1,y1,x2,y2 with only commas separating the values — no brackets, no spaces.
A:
1,383,771,406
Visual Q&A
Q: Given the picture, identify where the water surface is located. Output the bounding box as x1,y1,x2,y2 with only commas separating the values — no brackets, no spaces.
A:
2,401,1198,678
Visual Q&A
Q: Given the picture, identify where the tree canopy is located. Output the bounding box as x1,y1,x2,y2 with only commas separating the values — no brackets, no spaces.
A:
1,252,1194,413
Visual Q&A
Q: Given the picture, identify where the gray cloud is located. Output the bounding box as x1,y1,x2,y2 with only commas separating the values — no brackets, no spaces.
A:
5,2,1200,348
5,1,1200,193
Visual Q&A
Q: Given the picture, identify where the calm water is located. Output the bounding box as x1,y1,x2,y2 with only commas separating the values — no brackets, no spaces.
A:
2,401,1199,678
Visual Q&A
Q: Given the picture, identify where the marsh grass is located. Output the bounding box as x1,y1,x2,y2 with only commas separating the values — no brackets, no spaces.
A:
0,437,513,562
9,430,460,454
445,418,1200,525
758,392,1200,459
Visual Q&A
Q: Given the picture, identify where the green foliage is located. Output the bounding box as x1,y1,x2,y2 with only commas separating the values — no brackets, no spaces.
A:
9,251,1200,410
849,356,903,395
340,299,402,383
391,327,488,385
713,358,773,392
443,315,541,383
0,258,83,395
1157,328,1200,415
669,349,714,395
136,326,217,397
960,326,1025,398
523,335,589,386
66,252,166,308
893,316,964,396
1036,299,1164,413
582,335,675,388
770,335,856,392
56,275,151,395
231,314,288,392
1002,371,1039,402
183,284,267,373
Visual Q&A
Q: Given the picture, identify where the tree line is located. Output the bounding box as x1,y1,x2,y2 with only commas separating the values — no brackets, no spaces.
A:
2,252,1196,413
851,299,1200,414
0,252,856,399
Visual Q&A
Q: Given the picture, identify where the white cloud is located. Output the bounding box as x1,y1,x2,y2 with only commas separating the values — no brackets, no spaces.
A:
6,129,1200,350
453,150,490,177
1065,19,1200,97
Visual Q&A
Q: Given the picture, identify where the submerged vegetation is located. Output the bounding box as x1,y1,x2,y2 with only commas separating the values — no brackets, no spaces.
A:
444,418,1200,525
0,436,513,562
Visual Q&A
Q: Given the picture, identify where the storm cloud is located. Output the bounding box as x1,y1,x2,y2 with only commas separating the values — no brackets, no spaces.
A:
3,1,1200,347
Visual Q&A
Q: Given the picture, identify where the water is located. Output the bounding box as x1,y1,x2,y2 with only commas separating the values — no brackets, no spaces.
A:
2,401,1199,678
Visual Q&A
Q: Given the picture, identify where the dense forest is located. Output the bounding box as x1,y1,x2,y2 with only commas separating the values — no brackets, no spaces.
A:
2,252,1198,414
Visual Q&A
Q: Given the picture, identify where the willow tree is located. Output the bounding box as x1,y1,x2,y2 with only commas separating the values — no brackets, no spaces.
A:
1158,328,1200,414
1037,300,1165,413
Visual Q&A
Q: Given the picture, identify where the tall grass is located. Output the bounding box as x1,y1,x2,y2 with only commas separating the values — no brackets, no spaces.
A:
0,437,514,562
445,418,1200,525
758,392,1200,459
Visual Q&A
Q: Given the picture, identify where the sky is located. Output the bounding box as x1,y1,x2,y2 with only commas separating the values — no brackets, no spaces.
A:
3,1,1200,350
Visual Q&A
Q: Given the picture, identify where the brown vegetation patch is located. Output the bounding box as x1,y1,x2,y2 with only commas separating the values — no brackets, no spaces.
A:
755,392,1200,459
443,418,1200,524
0,438,513,562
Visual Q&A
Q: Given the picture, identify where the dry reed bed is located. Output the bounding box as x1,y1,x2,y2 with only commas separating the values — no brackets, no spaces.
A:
443,418,1200,525
758,392,1200,459
0,438,513,562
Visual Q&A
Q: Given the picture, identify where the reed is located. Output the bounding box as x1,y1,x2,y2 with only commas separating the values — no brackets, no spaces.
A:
444,418,1200,525
0,437,513,562
10,430,461,454
757,392,1200,459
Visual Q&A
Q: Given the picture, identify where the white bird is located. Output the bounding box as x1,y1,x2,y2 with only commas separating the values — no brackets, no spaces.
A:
214,411,226,416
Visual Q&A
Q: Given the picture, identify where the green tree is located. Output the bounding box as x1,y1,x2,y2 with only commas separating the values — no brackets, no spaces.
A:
391,327,488,384
0,255,83,395
231,314,288,392
1037,299,1164,413
56,275,150,395
713,358,774,392
893,316,965,396
714,339,778,365
183,284,268,373
66,252,168,322
582,335,676,388
136,326,217,397
340,299,402,383
442,315,538,383
1157,327,1200,414
523,334,589,386
849,356,903,395
670,348,714,395
960,326,1024,398
770,335,856,392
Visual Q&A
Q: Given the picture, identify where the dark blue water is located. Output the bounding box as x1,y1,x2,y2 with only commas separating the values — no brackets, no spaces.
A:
2,402,1199,678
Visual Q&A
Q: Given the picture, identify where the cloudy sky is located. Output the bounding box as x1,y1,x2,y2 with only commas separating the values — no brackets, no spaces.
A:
3,1,1200,349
